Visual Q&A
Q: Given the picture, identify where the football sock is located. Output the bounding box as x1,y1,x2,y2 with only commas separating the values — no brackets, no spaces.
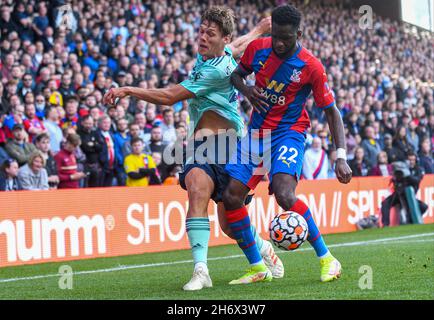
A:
290,199,330,257
250,225,264,252
226,206,263,265
186,217,210,271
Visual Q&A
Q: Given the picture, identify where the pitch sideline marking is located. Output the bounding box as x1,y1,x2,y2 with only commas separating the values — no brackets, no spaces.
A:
0,232,433,284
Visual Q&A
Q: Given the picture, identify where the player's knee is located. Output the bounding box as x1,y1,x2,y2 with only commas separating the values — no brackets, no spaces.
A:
274,189,297,211
222,188,244,210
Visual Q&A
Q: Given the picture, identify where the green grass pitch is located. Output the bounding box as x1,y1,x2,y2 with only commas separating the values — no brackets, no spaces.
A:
0,224,433,300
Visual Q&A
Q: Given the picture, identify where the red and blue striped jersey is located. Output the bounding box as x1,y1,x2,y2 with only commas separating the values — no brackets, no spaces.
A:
239,37,335,135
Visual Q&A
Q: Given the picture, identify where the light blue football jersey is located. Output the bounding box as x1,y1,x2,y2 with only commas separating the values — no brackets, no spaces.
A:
180,46,244,136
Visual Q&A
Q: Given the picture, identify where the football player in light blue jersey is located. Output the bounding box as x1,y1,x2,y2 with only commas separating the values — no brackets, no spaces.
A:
103,7,283,291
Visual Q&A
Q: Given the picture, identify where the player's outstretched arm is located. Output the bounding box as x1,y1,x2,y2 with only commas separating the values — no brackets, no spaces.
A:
103,85,194,106
231,66,269,113
228,16,271,59
324,106,352,184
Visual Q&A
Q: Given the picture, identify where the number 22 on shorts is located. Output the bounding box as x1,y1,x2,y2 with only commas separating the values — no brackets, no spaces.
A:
277,146,298,167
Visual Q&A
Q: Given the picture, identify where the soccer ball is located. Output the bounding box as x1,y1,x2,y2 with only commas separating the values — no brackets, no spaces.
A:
269,211,309,251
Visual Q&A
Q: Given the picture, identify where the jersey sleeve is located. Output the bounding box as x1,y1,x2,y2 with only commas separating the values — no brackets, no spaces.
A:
238,41,255,74
180,64,224,97
310,62,335,110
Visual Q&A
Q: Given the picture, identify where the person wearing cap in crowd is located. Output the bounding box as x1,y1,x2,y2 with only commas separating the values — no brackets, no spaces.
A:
4,123,37,166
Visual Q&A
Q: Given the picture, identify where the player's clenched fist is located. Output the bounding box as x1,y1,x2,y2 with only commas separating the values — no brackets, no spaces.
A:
243,86,269,113
335,159,352,184
103,87,129,105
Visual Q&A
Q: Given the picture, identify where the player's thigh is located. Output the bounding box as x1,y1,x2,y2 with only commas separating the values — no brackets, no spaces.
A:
269,134,305,208
222,177,251,210
185,167,214,217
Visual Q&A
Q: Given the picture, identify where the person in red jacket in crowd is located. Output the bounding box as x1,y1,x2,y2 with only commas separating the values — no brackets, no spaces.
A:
54,133,86,188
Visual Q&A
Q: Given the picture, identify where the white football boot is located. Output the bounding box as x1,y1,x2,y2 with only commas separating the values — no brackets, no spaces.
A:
260,240,285,278
183,266,213,291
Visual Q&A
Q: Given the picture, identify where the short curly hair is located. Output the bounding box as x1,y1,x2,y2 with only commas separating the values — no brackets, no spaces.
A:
201,6,235,37
272,4,302,29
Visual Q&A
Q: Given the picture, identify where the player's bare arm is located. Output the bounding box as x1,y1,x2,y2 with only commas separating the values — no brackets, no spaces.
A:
231,66,269,113
324,105,352,184
103,85,194,106
228,17,271,58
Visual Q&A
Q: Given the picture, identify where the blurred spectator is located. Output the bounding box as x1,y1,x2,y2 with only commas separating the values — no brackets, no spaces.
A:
383,133,400,164
302,137,329,180
349,147,370,177
419,138,433,174
34,132,59,189
406,120,420,154
160,109,177,144
17,151,49,190
369,151,393,176
23,103,47,141
62,126,87,186
78,115,103,187
393,126,414,162
97,115,116,186
60,96,79,130
54,133,86,189
345,126,357,161
3,104,26,138
124,137,159,187
0,158,22,191
407,152,425,186
146,125,168,154
34,94,47,119
58,73,75,101
0,82,12,115
122,122,145,159
43,106,63,153
5,123,37,166
113,118,129,186
361,126,382,168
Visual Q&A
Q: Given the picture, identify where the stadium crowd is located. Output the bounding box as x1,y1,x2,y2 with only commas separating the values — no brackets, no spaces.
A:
0,0,432,191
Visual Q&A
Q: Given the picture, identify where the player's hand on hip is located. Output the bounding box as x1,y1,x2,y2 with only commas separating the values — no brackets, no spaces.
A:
335,159,352,184
244,86,269,113
103,87,128,105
